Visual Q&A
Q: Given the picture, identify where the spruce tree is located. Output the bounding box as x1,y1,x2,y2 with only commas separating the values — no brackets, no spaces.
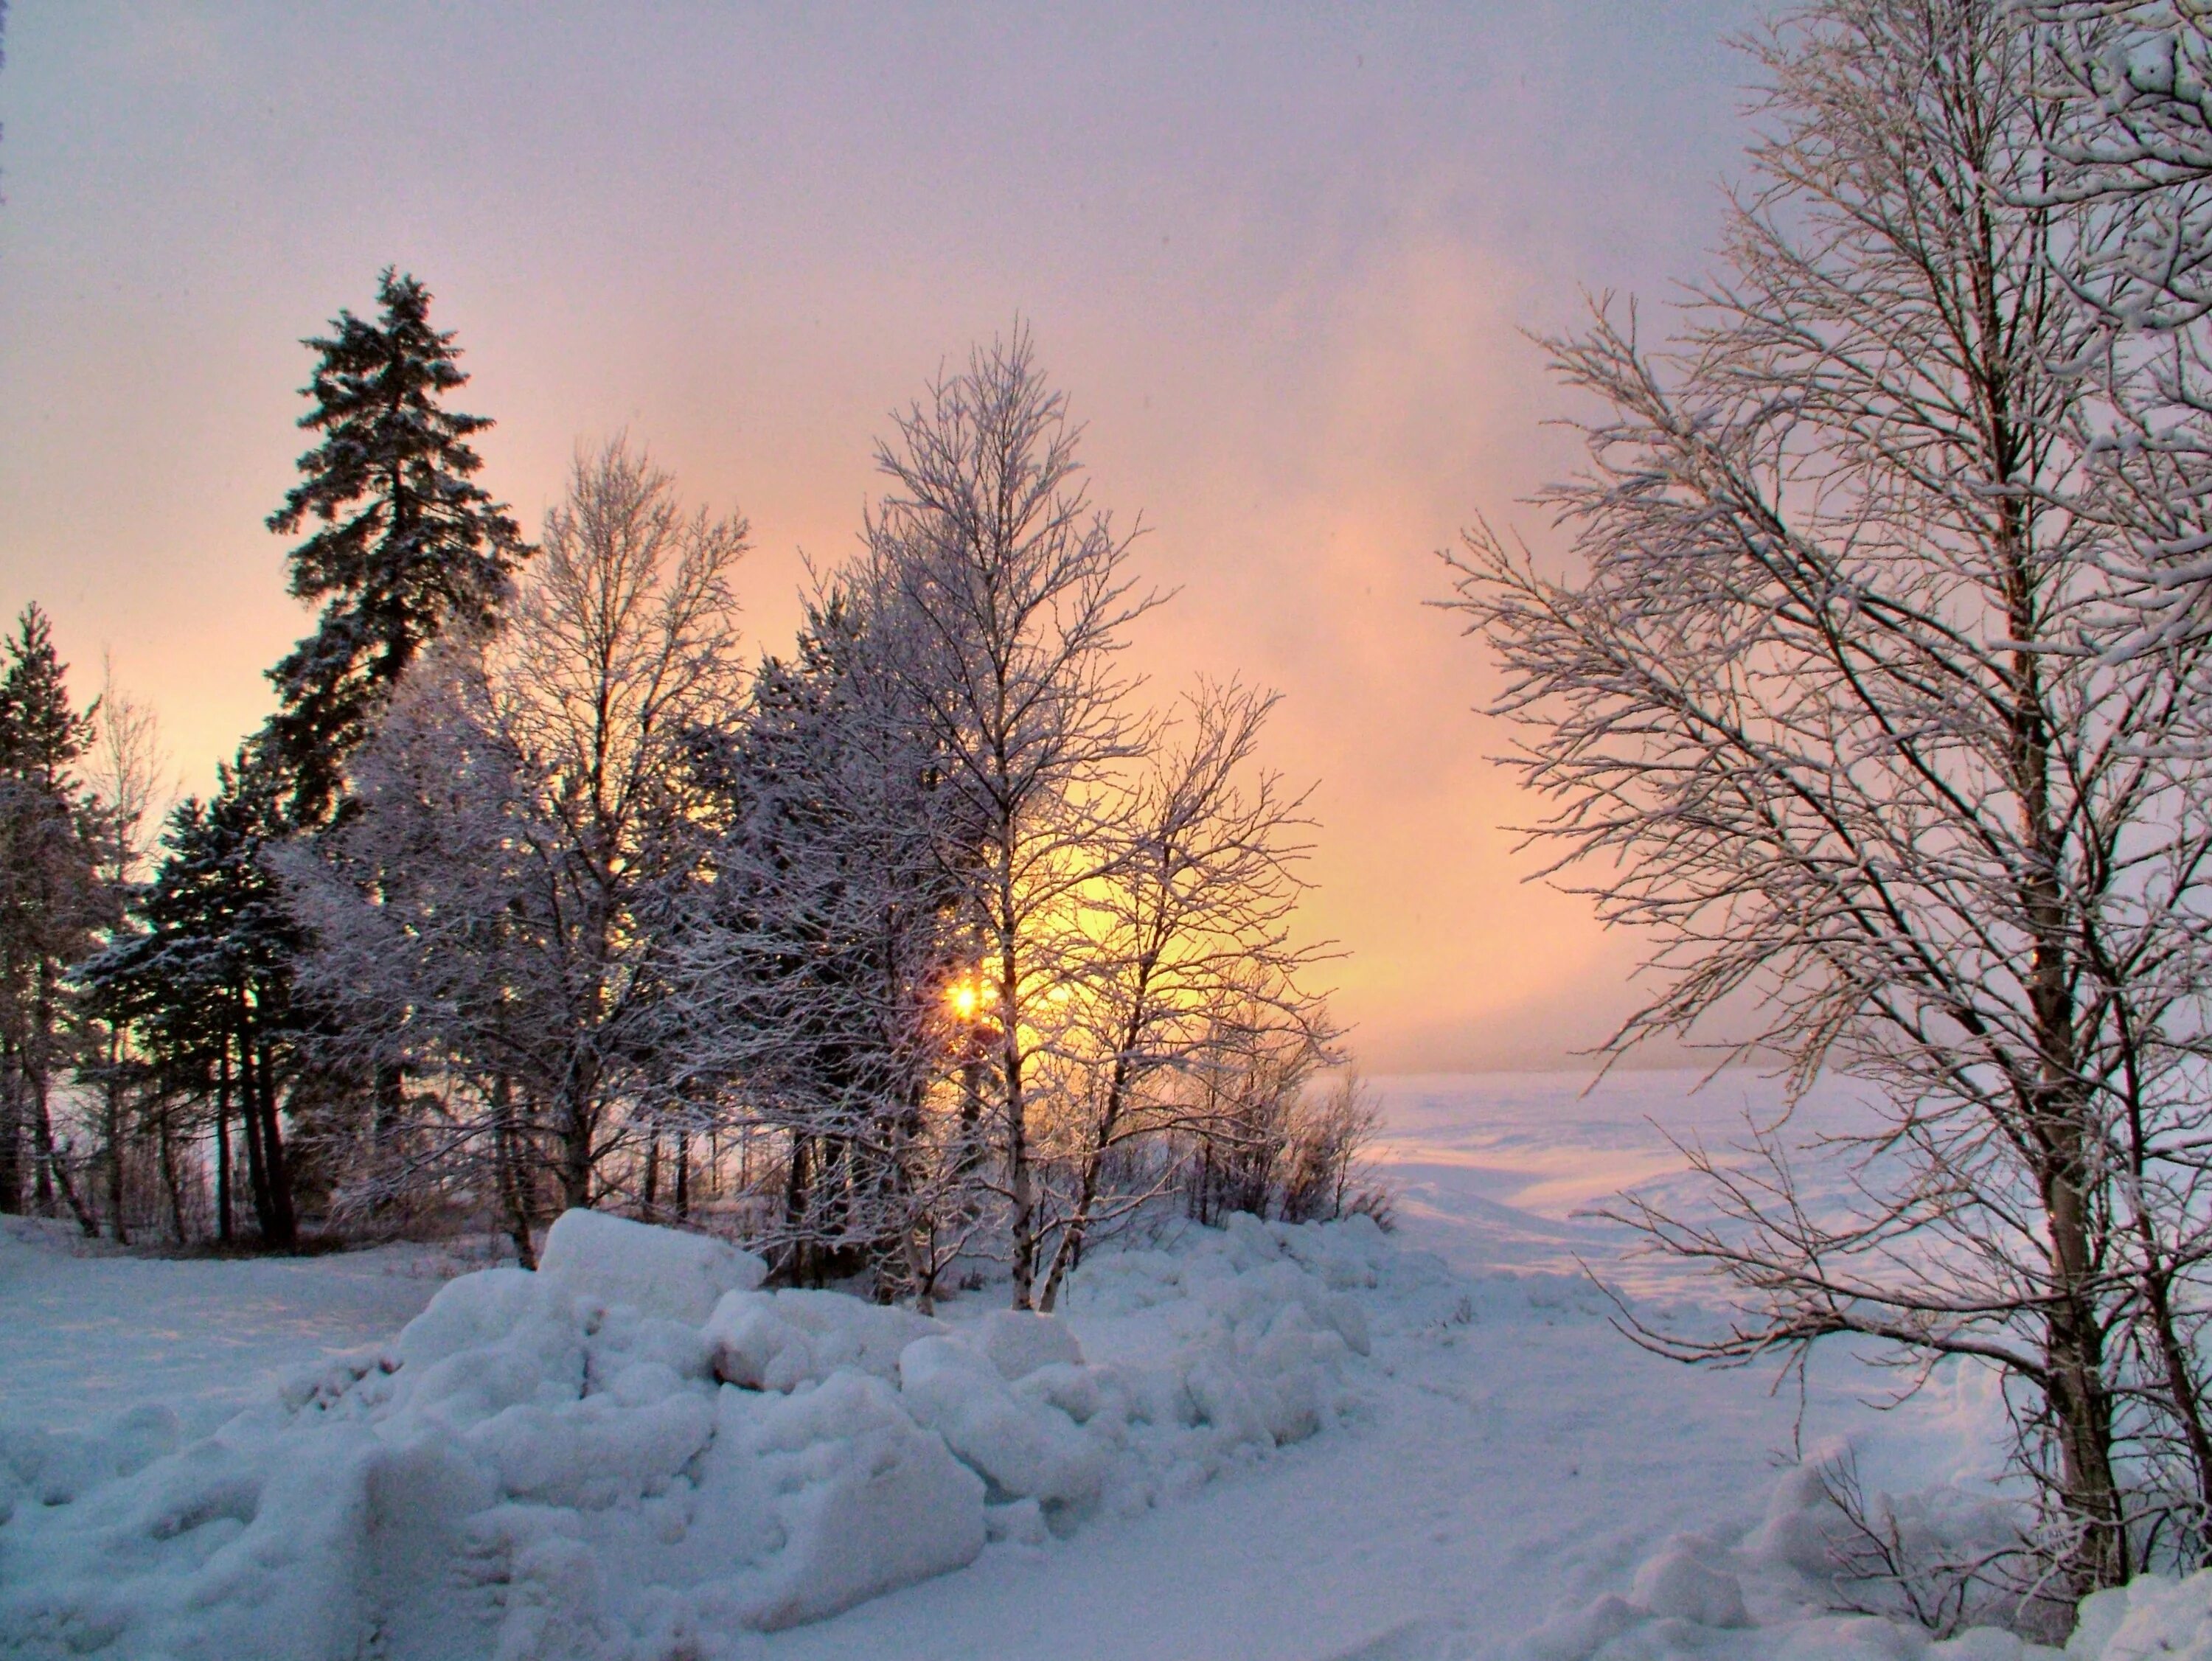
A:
0,605,95,787
265,268,526,826
0,606,110,1221
84,745,303,1244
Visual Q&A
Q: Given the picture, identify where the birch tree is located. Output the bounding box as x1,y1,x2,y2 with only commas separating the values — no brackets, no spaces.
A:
293,437,746,1230
1034,680,1336,1310
863,329,1161,1309
1446,0,2212,1587
77,668,167,1244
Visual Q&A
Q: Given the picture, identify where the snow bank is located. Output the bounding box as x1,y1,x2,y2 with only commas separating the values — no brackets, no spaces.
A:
0,1208,1405,1660
1512,1460,2081,1661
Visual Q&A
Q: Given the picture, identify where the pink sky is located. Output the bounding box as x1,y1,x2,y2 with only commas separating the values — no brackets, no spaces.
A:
0,1,1757,1070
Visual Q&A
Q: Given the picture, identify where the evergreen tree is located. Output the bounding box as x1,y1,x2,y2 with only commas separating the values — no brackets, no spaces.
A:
84,745,303,1244
0,606,111,1221
0,605,95,787
264,268,526,826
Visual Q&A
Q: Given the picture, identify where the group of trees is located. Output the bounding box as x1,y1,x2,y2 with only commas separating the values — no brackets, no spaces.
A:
1447,0,2212,1599
2,279,1366,1313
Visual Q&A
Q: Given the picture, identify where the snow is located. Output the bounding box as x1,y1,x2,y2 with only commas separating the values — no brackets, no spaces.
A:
0,1070,2129,1660
2,1197,1421,1657
0,1216,470,1435
540,1207,768,1324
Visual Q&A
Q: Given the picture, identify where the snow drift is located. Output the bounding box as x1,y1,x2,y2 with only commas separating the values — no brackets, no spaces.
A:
1501,1460,2212,1661
0,1208,1413,1660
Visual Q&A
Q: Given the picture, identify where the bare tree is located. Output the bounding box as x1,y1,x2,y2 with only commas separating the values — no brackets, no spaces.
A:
495,436,746,1208
1034,680,1337,1310
1445,0,2212,1589
78,665,169,1244
863,328,1162,1309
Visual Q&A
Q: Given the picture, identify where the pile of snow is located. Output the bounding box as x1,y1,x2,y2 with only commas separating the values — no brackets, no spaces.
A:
0,1207,1417,1660
1506,1458,2113,1661
2070,1573,2212,1661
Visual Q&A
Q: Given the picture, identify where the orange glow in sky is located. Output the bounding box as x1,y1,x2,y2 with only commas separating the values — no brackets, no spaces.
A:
0,2,1760,1070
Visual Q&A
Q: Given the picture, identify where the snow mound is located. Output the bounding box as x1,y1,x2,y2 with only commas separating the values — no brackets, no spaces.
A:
0,1208,1401,1660
539,1205,767,1323
2070,1573,2212,1661
1509,1460,2073,1661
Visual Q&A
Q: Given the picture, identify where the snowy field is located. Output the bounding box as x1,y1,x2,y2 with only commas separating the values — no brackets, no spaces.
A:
0,1071,2174,1660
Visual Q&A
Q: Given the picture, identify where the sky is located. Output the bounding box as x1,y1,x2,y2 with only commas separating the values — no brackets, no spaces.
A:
0,1,1762,1072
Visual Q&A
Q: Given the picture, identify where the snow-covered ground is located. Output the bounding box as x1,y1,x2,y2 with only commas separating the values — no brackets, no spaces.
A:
0,1072,2135,1660
0,1220,498,1438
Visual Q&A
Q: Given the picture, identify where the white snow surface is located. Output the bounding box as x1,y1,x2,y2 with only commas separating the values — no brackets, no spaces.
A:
0,1070,2184,1659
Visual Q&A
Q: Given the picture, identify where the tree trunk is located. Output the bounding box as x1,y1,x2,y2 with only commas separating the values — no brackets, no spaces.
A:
255,1037,296,1248
104,1064,129,1246
215,1047,234,1244
371,1061,405,1203
158,1101,185,1245
0,1040,22,1215
29,961,56,1217
237,1029,274,1242
28,1057,97,1238
557,1073,597,1212
493,1073,537,1269
999,930,1037,1310
782,1132,814,1286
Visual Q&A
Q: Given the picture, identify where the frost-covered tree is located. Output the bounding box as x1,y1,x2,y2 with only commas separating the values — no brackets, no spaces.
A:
281,644,549,1258
2027,5,2212,678
670,581,976,1302
292,439,746,1230
863,330,1161,1309
1446,0,2212,1588
264,268,526,827
1034,680,1337,1310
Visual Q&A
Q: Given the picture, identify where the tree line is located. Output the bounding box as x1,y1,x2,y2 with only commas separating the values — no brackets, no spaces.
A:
1,279,1372,1313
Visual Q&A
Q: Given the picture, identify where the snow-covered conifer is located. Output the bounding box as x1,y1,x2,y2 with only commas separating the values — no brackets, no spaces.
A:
84,747,303,1245
0,607,111,1225
263,268,526,826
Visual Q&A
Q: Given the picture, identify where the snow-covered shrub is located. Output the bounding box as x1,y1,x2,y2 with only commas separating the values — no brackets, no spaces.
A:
1519,1458,2093,1661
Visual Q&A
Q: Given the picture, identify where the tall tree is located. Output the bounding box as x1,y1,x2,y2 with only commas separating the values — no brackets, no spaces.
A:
75,666,167,1245
672,581,977,1302
863,328,1161,1309
1447,0,2212,1589
84,748,305,1246
264,268,526,826
0,606,110,1224
289,439,746,1224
